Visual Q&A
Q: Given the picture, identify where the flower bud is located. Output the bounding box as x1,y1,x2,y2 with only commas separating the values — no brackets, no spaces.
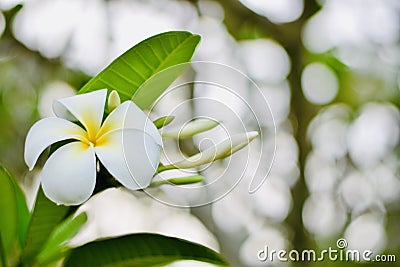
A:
162,118,219,139
107,90,121,112
161,131,259,170
153,116,175,129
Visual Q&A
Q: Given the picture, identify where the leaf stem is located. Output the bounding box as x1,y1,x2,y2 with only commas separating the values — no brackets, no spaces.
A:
156,164,176,173
0,233,7,267
149,175,204,187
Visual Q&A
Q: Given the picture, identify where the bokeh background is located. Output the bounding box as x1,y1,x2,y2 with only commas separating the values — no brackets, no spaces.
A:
0,0,399,266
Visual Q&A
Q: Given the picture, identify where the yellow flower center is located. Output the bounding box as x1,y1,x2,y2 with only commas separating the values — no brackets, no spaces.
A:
79,120,111,148
75,122,99,147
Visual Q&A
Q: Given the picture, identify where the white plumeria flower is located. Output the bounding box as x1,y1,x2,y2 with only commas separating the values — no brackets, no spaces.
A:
24,89,162,206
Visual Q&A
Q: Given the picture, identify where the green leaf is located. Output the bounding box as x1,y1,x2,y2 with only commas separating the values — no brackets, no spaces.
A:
131,63,187,109
78,31,201,109
37,212,88,265
11,177,30,247
21,187,69,264
0,166,29,254
64,233,229,267
0,167,17,254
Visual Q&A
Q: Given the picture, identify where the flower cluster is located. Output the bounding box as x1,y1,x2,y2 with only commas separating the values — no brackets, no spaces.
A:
25,89,258,206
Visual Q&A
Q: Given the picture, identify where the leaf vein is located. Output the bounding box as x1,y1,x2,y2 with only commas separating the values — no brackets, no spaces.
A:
135,50,156,71
108,67,140,87
120,58,147,80
144,42,163,62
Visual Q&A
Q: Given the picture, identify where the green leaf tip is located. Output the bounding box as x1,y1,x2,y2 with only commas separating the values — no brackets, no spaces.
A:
37,212,88,265
21,187,69,265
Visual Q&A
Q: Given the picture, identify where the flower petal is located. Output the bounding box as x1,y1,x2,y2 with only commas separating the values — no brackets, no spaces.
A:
24,117,87,170
53,89,107,140
97,101,162,147
95,129,161,190
41,141,96,205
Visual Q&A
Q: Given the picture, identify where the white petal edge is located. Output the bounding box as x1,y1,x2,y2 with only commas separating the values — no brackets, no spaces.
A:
41,141,96,205
53,89,107,139
24,117,87,170
95,129,161,190
98,101,163,147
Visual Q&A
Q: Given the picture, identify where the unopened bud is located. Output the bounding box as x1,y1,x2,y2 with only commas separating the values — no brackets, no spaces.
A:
220,131,259,158
163,131,259,170
153,116,175,129
107,90,121,112
162,118,219,139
